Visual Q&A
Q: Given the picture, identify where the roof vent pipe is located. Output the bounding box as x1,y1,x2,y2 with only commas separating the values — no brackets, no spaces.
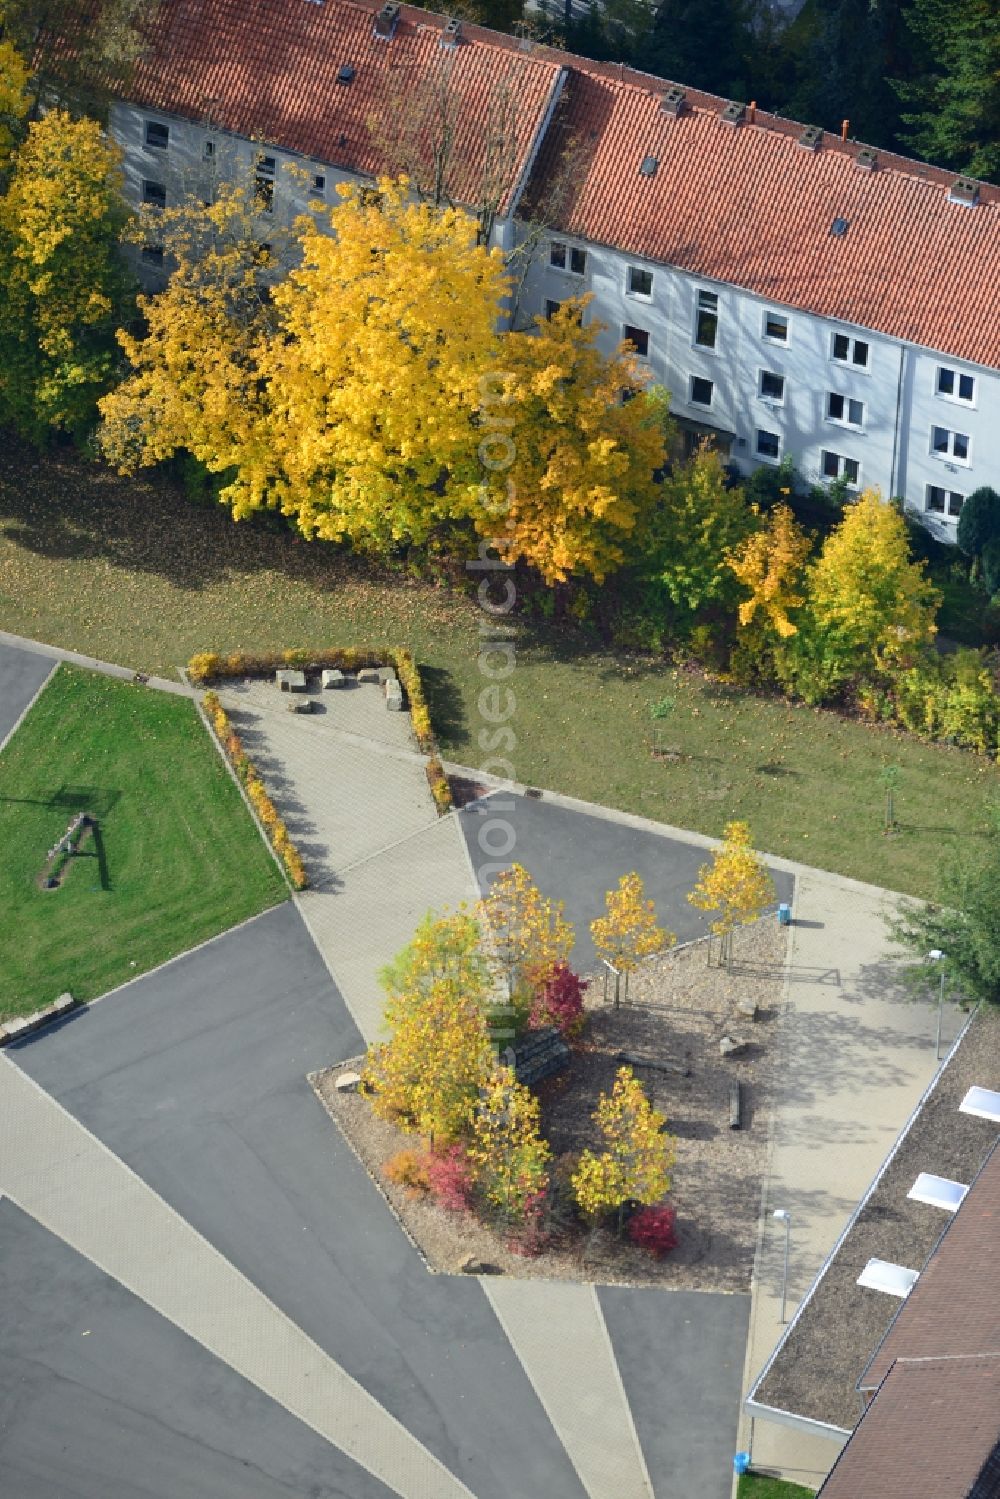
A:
841,119,849,141
748,100,756,123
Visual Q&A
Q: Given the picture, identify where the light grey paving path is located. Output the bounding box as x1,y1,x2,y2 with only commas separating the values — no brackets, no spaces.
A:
0,626,196,698
0,637,55,747
485,1280,655,1499
0,1201,399,1499
737,869,950,1488
0,1057,477,1499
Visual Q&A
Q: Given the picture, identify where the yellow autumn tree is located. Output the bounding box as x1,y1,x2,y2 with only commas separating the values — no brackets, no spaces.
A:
590,872,674,1003
98,180,275,497
687,820,776,969
779,490,941,704
378,910,491,1010
0,110,132,443
483,298,668,583
571,1066,675,1233
363,975,493,1148
0,22,30,175
469,1066,551,1227
729,503,811,637
257,177,509,550
478,863,574,1010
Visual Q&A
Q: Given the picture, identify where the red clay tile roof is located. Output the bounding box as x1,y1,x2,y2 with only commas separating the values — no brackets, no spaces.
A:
818,1355,1000,1499
123,1,1000,368
525,64,1000,370
860,1141,1000,1391
125,0,565,214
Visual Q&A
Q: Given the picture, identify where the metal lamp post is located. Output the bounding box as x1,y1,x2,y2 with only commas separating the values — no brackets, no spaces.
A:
928,949,946,1061
773,1209,791,1323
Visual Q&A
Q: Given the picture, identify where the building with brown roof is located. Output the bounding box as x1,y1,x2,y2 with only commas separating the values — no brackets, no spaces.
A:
108,0,1000,535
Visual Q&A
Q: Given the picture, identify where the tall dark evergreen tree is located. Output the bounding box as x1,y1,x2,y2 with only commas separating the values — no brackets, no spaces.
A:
784,0,904,150
892,0,1000,181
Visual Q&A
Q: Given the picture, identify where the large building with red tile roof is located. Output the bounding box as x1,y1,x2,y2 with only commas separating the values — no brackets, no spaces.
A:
109,0,1000,535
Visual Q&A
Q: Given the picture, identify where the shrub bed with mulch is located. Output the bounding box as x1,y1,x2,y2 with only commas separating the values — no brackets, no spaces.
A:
313,918,788,1288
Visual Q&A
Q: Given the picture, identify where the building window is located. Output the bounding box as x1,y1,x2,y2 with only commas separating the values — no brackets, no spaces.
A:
821,450,860,486
756,429,780,460
623,324,649,358
550,241,586,274
544,299,561,320
763,311,788,343
931,425,970,462
255,155,276,213
827,392,865,427
204,140,215,160
627,266,653,298
141,245,164,265
926,485,965,517
832,332,869,368
695,289,718,349
937,367,975,403
144,120,169,150
142,179,166,208
690,375,713,407
759,370,785,402
312,173,326,194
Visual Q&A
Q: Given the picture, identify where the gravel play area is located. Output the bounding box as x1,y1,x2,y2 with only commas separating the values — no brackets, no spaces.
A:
314,918,789,1289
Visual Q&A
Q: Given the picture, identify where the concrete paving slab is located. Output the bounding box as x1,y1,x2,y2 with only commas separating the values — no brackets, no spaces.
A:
0,1200,399,1499
599,1286,750,1499
737,870,948,1487
459,794,794,973
0,638,54,748
484,1279,655,1499
226,676,417,754
9,902,588,1499
299,815,479,1042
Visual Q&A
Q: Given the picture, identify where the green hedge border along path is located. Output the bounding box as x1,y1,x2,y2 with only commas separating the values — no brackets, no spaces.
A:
0,665,288,1020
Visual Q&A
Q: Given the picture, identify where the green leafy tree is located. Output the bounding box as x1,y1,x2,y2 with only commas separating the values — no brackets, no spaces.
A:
642,444,757,629
956,487,1000,573
379,911,491,1010
886,840,1000,1008
892,0,1000,182
0,109,132,443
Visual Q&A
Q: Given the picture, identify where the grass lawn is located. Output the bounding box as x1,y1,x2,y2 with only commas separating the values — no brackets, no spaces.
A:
738,1475,816,1498
0,663,287,1018
1,443,997,899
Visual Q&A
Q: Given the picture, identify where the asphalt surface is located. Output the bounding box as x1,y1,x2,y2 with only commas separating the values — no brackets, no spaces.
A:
0,640,54,746
0,1200,398,1499
6,902,587,1499
460,793,795,973
600,1286,751,1497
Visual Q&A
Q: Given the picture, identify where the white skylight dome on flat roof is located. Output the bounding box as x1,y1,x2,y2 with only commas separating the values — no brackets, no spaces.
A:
907,1173,969,1211
958,1086,1000,1122
857,1259,919,1298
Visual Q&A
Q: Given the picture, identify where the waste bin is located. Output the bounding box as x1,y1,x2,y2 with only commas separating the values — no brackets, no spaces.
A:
733,1451,751,1475
778,903,791,927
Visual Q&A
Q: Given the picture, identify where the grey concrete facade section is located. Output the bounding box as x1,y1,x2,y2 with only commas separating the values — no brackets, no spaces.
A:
599,1286,751,1499
9,902,588,1499
0,1201,399,1499
459,794,794,973
0,638,55,747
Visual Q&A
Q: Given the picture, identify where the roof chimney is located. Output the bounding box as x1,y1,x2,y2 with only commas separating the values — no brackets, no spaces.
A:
949,175,980,207
440,16,461,47
720,101,745,127
856,147,878,172
660,85,686,117
373,1,400,39
798,124,822,152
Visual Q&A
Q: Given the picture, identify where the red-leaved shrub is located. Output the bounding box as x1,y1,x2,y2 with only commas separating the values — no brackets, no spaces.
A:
425,1145,473,1212
531,964,588,1037
626,1204,678,1258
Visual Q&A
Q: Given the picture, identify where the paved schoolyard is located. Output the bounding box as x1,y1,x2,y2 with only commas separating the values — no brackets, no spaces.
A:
0,638,54,746
1,900,751,1499
459,792,794,973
